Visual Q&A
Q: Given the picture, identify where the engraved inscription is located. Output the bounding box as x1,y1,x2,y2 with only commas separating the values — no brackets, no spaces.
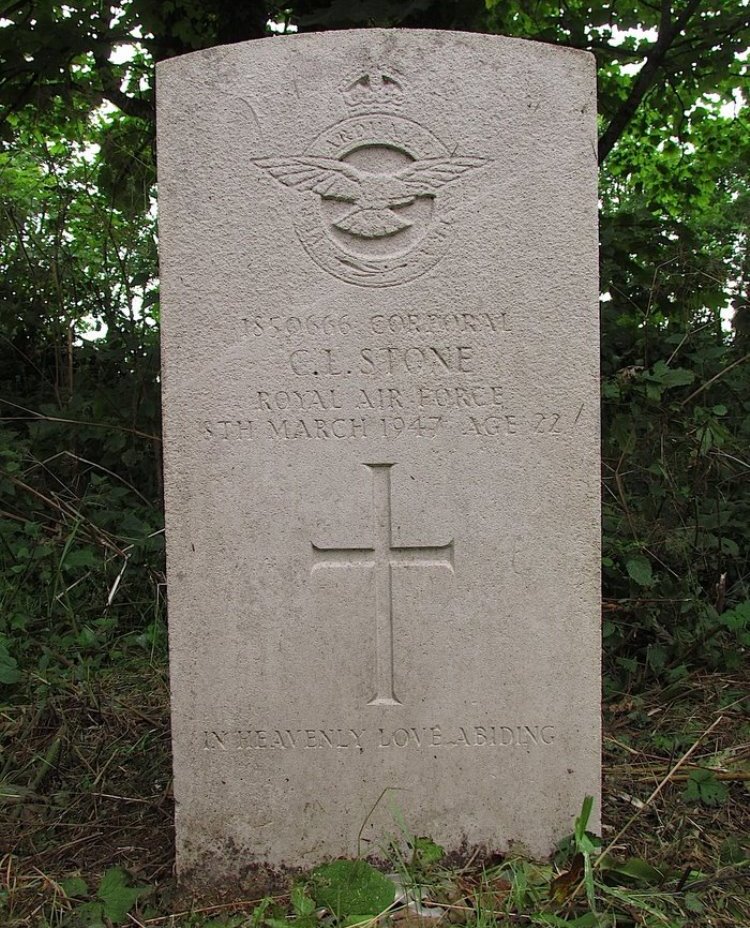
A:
200,724,558,751
289,345,475,376
241,311,509,339
201,403,584,443
311,463,453,706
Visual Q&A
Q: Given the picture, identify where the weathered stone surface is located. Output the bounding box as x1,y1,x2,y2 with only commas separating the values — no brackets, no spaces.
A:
157,29,600,884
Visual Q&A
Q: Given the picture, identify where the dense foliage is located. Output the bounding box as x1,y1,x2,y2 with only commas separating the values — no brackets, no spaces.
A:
1,0,748,693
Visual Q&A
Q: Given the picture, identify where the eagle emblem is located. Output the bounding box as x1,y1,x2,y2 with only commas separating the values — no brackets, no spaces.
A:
251,80,491,288
254,155,487,240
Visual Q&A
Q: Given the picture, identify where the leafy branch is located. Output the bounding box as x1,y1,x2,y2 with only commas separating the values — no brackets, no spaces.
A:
598,0,704,162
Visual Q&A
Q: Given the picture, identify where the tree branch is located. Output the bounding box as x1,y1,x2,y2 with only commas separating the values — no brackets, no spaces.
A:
598,0,703,163
93,54,153,122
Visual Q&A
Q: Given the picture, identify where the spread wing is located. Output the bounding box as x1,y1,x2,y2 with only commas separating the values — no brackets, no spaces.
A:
253,156,362,202
396,157,488,194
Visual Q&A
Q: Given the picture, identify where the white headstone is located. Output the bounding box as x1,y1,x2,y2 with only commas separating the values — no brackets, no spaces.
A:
157,29,600,885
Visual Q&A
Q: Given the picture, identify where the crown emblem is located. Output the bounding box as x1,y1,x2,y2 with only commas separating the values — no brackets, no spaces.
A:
340,69,404,109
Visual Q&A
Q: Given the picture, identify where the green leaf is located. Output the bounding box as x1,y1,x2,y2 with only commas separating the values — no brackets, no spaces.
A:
646,644,667,672
0,664,21,684
599,855,665,884
616,656,638,674
574,795,595,848
250,897,273,927
0,647,21,685
75,900,106,927
719,601,750,632
309,860,395,918
683,892,705,913
626,555,653,587
682,769,729,807
204,917,247,928
719,837,748,865
647,361,695,389
96,867,148,923
533,913,599,927
61,876,89,898
63,547,98,570
412,836,444,866
291,884,316,917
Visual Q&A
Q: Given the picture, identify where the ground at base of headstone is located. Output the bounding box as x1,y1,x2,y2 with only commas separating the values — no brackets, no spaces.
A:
1,667,747,928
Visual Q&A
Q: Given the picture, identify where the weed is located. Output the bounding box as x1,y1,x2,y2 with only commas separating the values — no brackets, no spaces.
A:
1,669,747,927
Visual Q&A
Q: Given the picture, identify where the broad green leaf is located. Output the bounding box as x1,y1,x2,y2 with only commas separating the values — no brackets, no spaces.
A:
646,644,667,672
682,769,729,807
533,913,598,926
647,361,695,389
599,855,665,884
684,892,705,913
61,876,89,898
291,884,316,917
75,900,106,927
0,648,21,685
205,917,247,928
63,548,98,570
719,837,748,865
719,602,750,632
309,860,395,918
626,555,653,587
96,867,148,923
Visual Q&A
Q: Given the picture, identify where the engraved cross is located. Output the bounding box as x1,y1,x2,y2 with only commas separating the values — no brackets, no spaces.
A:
311,463,454,706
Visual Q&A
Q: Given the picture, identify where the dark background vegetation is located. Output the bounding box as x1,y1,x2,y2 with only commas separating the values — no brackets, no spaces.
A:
1,0,748,694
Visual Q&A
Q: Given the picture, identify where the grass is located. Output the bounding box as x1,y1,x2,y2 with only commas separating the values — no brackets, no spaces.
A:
1,667,748,927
